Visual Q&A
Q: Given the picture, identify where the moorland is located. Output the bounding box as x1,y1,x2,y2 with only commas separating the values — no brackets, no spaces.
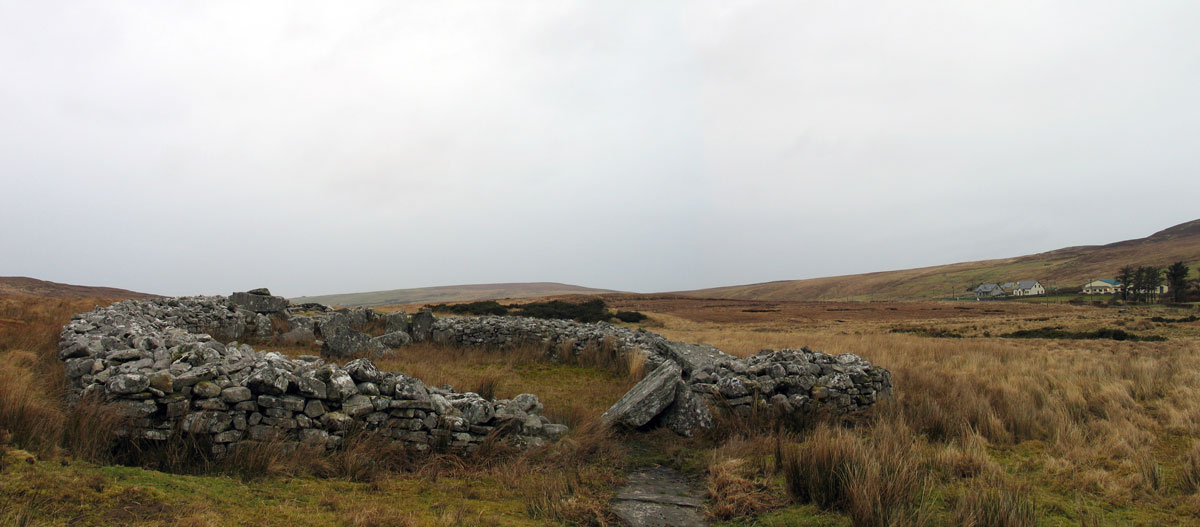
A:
2,290,1199,526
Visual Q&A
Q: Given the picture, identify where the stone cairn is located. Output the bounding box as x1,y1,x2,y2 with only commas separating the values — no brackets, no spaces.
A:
57,289,893,458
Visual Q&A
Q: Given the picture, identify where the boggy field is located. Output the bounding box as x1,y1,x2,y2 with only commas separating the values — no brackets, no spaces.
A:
2,294,1200,526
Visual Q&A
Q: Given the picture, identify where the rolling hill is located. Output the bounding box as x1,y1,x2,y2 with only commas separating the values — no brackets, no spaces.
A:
680,219,1200,302
0,276,157,299
291,282,619,307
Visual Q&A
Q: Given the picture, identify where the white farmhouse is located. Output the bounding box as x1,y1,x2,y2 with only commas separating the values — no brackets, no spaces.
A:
1011,280,1045,296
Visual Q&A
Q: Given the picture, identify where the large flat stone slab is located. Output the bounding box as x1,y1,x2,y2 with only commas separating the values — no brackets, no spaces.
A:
601,361,681,428
230,291,290,314
612,466,705,527
654,340,726,376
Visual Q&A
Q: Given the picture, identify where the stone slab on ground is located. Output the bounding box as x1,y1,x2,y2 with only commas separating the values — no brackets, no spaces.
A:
601,361,681,428
612,466,706,527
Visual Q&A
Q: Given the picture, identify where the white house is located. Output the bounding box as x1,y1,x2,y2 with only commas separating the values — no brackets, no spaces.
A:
1011,280,1045,296
1081,279,1120,295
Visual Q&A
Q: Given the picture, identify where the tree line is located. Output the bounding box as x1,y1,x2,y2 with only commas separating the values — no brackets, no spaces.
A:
1115,261,1193,303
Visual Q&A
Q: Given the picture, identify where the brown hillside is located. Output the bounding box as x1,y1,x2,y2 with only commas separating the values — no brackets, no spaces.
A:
0,276,157,299
680,219,1200,301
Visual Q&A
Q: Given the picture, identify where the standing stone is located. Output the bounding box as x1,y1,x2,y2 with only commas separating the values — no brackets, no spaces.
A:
410,310,434,342
384,311,410,334
316,312,350,339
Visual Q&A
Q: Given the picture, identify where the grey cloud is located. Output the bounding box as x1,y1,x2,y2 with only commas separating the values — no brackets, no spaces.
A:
1,1,1197,296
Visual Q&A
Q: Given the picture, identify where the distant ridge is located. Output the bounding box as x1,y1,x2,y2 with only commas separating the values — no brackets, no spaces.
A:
292,282,619,307
0,276,157,299
679,219,1200,302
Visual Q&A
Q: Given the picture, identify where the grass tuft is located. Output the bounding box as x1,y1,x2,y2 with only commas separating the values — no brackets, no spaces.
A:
1180,442,1200,494
952,477,1037,527
705,457,779,520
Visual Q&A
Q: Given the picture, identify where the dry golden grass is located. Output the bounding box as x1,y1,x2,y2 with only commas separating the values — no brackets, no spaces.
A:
621,296,1200,524
5,292,1200,525
0,297,130,461
952,476,1037,527
705,457,777,520
1181,442,1200,494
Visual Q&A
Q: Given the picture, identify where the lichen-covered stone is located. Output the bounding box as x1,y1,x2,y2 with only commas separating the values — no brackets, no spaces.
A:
409,310,435,342
374,331,412,348
107,373,149,395
601,362,680,428
56,295,570,459
661,382,713,437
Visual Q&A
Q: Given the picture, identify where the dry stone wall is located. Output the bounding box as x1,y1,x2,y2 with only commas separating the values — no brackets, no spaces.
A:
422,315,893,436
58,290,894,453
57,293,566,456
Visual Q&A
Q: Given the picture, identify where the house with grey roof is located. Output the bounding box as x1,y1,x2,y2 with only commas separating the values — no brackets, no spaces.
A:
974,283,1005,300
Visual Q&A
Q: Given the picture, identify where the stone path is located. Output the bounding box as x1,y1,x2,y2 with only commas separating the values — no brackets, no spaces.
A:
611,466,706,527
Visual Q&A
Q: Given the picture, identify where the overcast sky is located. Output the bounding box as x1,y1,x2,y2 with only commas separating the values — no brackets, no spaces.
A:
2,1,1198,297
